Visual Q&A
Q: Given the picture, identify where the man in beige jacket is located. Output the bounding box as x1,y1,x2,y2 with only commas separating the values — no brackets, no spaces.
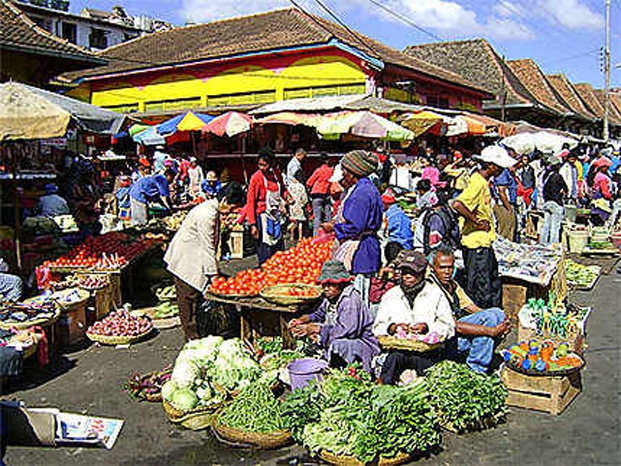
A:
164,192,241,340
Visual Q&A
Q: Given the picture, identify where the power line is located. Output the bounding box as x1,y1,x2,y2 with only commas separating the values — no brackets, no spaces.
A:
366,0,443,42
539,48,600,67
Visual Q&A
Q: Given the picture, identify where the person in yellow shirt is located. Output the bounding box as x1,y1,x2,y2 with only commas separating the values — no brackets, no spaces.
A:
452,146,517,309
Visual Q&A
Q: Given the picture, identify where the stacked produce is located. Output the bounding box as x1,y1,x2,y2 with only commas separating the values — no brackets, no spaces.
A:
425,361,507,432
209,238,333,296
565,259,600,288
76,275,108,291
282,365,440,463
504,340,583,373
254,337,305,372
161,337,267,413
87,310,152,338
218,380,286,434
162,211,188,232
41,232,161,270
152,284,178,319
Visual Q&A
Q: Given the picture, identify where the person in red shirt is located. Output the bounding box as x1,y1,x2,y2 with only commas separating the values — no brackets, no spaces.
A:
244,149,288,265
306,153,334,235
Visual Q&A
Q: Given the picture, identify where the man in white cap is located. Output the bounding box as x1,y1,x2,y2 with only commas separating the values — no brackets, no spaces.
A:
451,146,517,309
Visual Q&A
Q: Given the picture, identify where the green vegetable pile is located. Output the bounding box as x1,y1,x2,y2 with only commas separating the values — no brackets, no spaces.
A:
154,301,179,318
282,365,440,462
219,380,285,433
162,336,269,413
565,259,599,288
425,361,507,433
255,337,305,372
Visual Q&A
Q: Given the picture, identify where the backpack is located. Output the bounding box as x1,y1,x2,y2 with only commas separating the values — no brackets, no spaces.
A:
422,205,461,255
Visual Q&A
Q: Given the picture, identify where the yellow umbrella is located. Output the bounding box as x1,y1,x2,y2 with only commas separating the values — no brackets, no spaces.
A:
0,82,70,141
400,111,444,138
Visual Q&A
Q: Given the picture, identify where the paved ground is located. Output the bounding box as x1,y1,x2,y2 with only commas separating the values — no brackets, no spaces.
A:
3,258,620,465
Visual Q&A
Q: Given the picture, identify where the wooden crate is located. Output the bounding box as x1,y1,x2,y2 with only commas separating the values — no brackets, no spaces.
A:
501,367,581,415
93,285,113,319
502,282,528,326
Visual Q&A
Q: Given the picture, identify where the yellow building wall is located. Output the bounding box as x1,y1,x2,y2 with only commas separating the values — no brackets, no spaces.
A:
78,54,369,113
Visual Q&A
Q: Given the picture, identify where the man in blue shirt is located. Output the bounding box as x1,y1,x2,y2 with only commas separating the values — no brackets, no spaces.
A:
382,191,414,250
493,166,518,241
129,169,174,225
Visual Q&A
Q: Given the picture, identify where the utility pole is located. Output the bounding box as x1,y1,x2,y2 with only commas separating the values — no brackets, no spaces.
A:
603,0,611,141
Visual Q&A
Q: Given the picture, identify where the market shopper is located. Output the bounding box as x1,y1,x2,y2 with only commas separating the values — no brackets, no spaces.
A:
187,157,205,198
413,190,461,255
381,191,413,250
244,150,287,266
288,260,380,373
560,151,579,203
429,247,510,373
287,169,309,243
164,194,242,341
416,179,438,209
286,148,306,185
540,156,568,244
452,146,516,309
129,169,175,226
320,150,383,305
35,184,69,218
493,164,518,241
516,155,535,207
588,157,614,225
201,170,222,199
373,250,455,384
306,153,334,236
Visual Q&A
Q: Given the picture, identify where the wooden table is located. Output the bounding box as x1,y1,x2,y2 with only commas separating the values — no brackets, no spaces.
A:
204,293,318,349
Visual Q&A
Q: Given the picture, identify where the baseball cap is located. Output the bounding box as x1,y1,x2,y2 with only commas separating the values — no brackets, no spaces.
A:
395,250,428,274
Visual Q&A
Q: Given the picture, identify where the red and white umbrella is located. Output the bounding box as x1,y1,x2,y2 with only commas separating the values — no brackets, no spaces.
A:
202,111,253,137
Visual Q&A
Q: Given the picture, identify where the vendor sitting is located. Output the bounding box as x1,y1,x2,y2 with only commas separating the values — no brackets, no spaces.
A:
429,246,510,373
35,184,69,218
373,250,455,384
288,260,380,373
0,258,22,303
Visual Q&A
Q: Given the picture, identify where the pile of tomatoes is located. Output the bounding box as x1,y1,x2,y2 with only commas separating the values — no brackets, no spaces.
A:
210,238,334,296
43,232,159,269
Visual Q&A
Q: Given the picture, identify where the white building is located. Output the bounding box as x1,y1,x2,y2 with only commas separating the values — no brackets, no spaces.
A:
16,2,171,51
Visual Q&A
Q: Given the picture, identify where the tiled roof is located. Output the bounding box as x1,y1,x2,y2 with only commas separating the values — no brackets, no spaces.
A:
0,0,102,63
574,83,606,118
506,59,571,115
592,89,621,124
404,39,535,107
60,8,488,95
546,74,596,121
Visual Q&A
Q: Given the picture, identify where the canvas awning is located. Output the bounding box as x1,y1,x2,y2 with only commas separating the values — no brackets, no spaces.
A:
0,81,126,141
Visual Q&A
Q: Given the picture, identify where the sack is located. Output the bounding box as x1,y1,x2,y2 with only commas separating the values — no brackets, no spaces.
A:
197,300,239,339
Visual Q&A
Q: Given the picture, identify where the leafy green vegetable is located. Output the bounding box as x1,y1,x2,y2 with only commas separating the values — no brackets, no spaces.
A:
282,365,440,462
219,380,285,433
425,361,507,432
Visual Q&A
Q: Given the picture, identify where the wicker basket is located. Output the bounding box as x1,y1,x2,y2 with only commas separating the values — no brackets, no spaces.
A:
208,290,258,300
319,450,411,466
0,307,61,331
54,288,90,312
438,413,504,434
378,335,442,353
211,414,292,449
86,327,153,346
162,399,222,431
260,283,322,306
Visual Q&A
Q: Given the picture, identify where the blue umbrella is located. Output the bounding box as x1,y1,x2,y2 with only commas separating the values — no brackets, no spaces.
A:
133,126,165,146
156,111,215,136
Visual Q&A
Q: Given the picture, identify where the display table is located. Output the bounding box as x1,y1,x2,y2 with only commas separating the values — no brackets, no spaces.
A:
204,292,316,349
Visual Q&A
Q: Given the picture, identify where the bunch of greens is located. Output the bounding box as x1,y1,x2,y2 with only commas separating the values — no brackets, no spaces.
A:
219,380,285,433
425,361,507,432
282,365,440,462
255,337,305,372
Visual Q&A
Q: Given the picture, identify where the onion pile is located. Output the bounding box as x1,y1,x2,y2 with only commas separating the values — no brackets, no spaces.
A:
88,310,152,337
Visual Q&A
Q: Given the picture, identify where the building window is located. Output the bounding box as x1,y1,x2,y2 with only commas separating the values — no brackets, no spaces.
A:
206,90,276,107
426,95,449,109
61,22,77,44
89,28,108,49
283,83,365,100
32,17,53,32
144,97,202,113
103,103,139,113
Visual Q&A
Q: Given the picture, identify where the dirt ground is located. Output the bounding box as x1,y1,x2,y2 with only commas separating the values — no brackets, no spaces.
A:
3,258,620,465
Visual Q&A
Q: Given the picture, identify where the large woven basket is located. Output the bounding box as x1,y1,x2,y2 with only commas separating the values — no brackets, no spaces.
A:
86,327,153,346
0,307,61,331
505,354,584,377
208,290,258,300
378,335,442,353
319,450,411,466
260,283,322,306
211,414,292,449
162,399,222,431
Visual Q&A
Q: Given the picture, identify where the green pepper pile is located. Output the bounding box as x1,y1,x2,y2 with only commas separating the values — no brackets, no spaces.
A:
282,365,440,463
425,361,507,432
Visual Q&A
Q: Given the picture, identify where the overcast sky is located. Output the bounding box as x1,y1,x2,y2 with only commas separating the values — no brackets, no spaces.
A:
70,0,620,88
